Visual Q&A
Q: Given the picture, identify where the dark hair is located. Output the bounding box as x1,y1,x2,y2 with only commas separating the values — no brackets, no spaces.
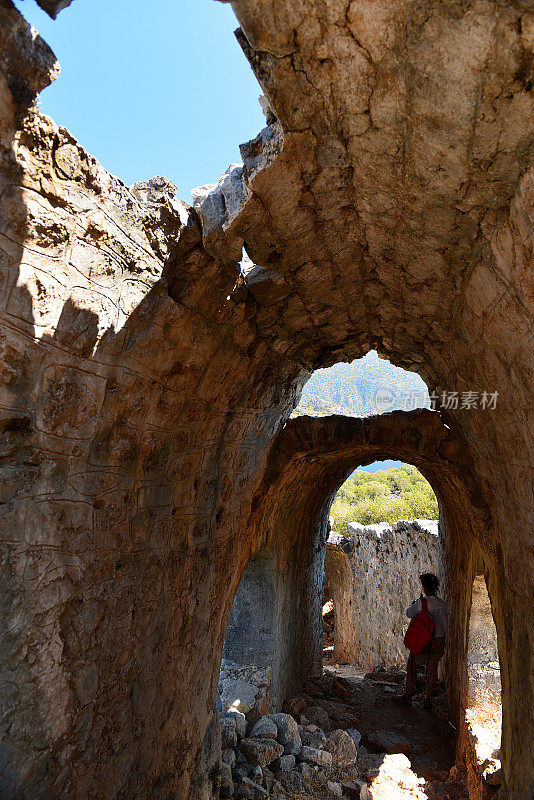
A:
420,573,439,593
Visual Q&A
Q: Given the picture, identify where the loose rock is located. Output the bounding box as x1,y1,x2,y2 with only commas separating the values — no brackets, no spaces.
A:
299,725,327,750
284,696,307,718
268,713,302,747
299,745,333,768
239,737,284,767
326,729,358,766
236,777,268,800
342,779,366,798
221,716,238,749
303,706,331,732
222,748,236,768
327,780,343,797
283,740,301,757
250,717,278,740
279,769,306,793
346,728,362,750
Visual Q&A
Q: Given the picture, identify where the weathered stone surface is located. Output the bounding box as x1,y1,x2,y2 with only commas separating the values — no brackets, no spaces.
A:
268,712,301,747
191,164,246,261
325,729,358,767
299,746,333,768
342,779,366,799
279,769,306,793
327,781,343,798
283,740,301,757
250,716,277,740
0,0,59,102
302,705,331,733
271,753,295,773
236,776,268,800
346,728,362,751
221,716,238,749
218,661,272,721
326,520,439,667
299,725,326,750
34,0,74,19
223,747,237,768
284,696,307,719
223,552,276,672
221,761,235,798
231,711,248,741
239,737,284,767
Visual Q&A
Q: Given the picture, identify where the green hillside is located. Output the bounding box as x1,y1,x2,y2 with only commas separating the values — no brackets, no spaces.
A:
331,464,439,534
293,350,430,418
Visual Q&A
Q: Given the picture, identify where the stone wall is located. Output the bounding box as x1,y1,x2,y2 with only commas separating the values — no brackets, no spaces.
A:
459,575,503,799
0,5,300,796
326,520,440,669
468,576,501,708
223,551,276,670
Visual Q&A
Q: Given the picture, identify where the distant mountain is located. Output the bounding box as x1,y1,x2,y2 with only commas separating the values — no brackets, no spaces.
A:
293,351,430,418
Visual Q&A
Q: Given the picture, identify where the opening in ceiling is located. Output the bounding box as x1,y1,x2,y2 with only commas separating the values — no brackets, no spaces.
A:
293,350,431,419
14,0,264,199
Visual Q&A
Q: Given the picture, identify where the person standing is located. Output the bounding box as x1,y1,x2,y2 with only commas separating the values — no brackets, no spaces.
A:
394,573,449,708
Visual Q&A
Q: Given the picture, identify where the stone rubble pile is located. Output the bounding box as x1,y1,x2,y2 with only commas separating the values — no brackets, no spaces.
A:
218,660,272,724
216,664,470,800
218,689,361,799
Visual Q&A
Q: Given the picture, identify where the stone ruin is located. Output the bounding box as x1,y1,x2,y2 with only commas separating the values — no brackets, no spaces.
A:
0,0,533,798
325,520,440,668
464,576,503,796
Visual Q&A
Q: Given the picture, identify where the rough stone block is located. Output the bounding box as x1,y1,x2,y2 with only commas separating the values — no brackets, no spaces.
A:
250,716,277,740
284,696,307,718
342,779,366,798
327,780,343,797
299,725,326,750
346,728,362,750
221,716,238,749
223,748,237,768
239,737,284,767
236,777,268,800
303,705,331,732
271,754,295,772
279,769,306,793
326,729,357,766
283,740,302,757
268,712,301,747
220,762,234,798
299,746,333,768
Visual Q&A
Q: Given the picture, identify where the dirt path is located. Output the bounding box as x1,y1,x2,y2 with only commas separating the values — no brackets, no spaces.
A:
296,662,469,799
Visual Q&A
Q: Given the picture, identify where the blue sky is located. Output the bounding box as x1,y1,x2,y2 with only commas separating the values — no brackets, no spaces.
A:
14,0,264,201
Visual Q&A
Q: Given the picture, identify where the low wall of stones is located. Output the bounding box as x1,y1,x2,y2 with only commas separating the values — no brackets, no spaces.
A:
325,520,440,669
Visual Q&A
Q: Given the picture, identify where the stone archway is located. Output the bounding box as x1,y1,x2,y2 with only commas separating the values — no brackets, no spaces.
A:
244,409,492,781
323,538,354,663
1,1,533,798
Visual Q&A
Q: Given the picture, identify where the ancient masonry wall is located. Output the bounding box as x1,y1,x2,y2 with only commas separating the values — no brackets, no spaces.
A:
326,520,440,669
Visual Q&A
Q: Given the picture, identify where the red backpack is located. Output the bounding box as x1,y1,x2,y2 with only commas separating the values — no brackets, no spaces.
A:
403,598,435,655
